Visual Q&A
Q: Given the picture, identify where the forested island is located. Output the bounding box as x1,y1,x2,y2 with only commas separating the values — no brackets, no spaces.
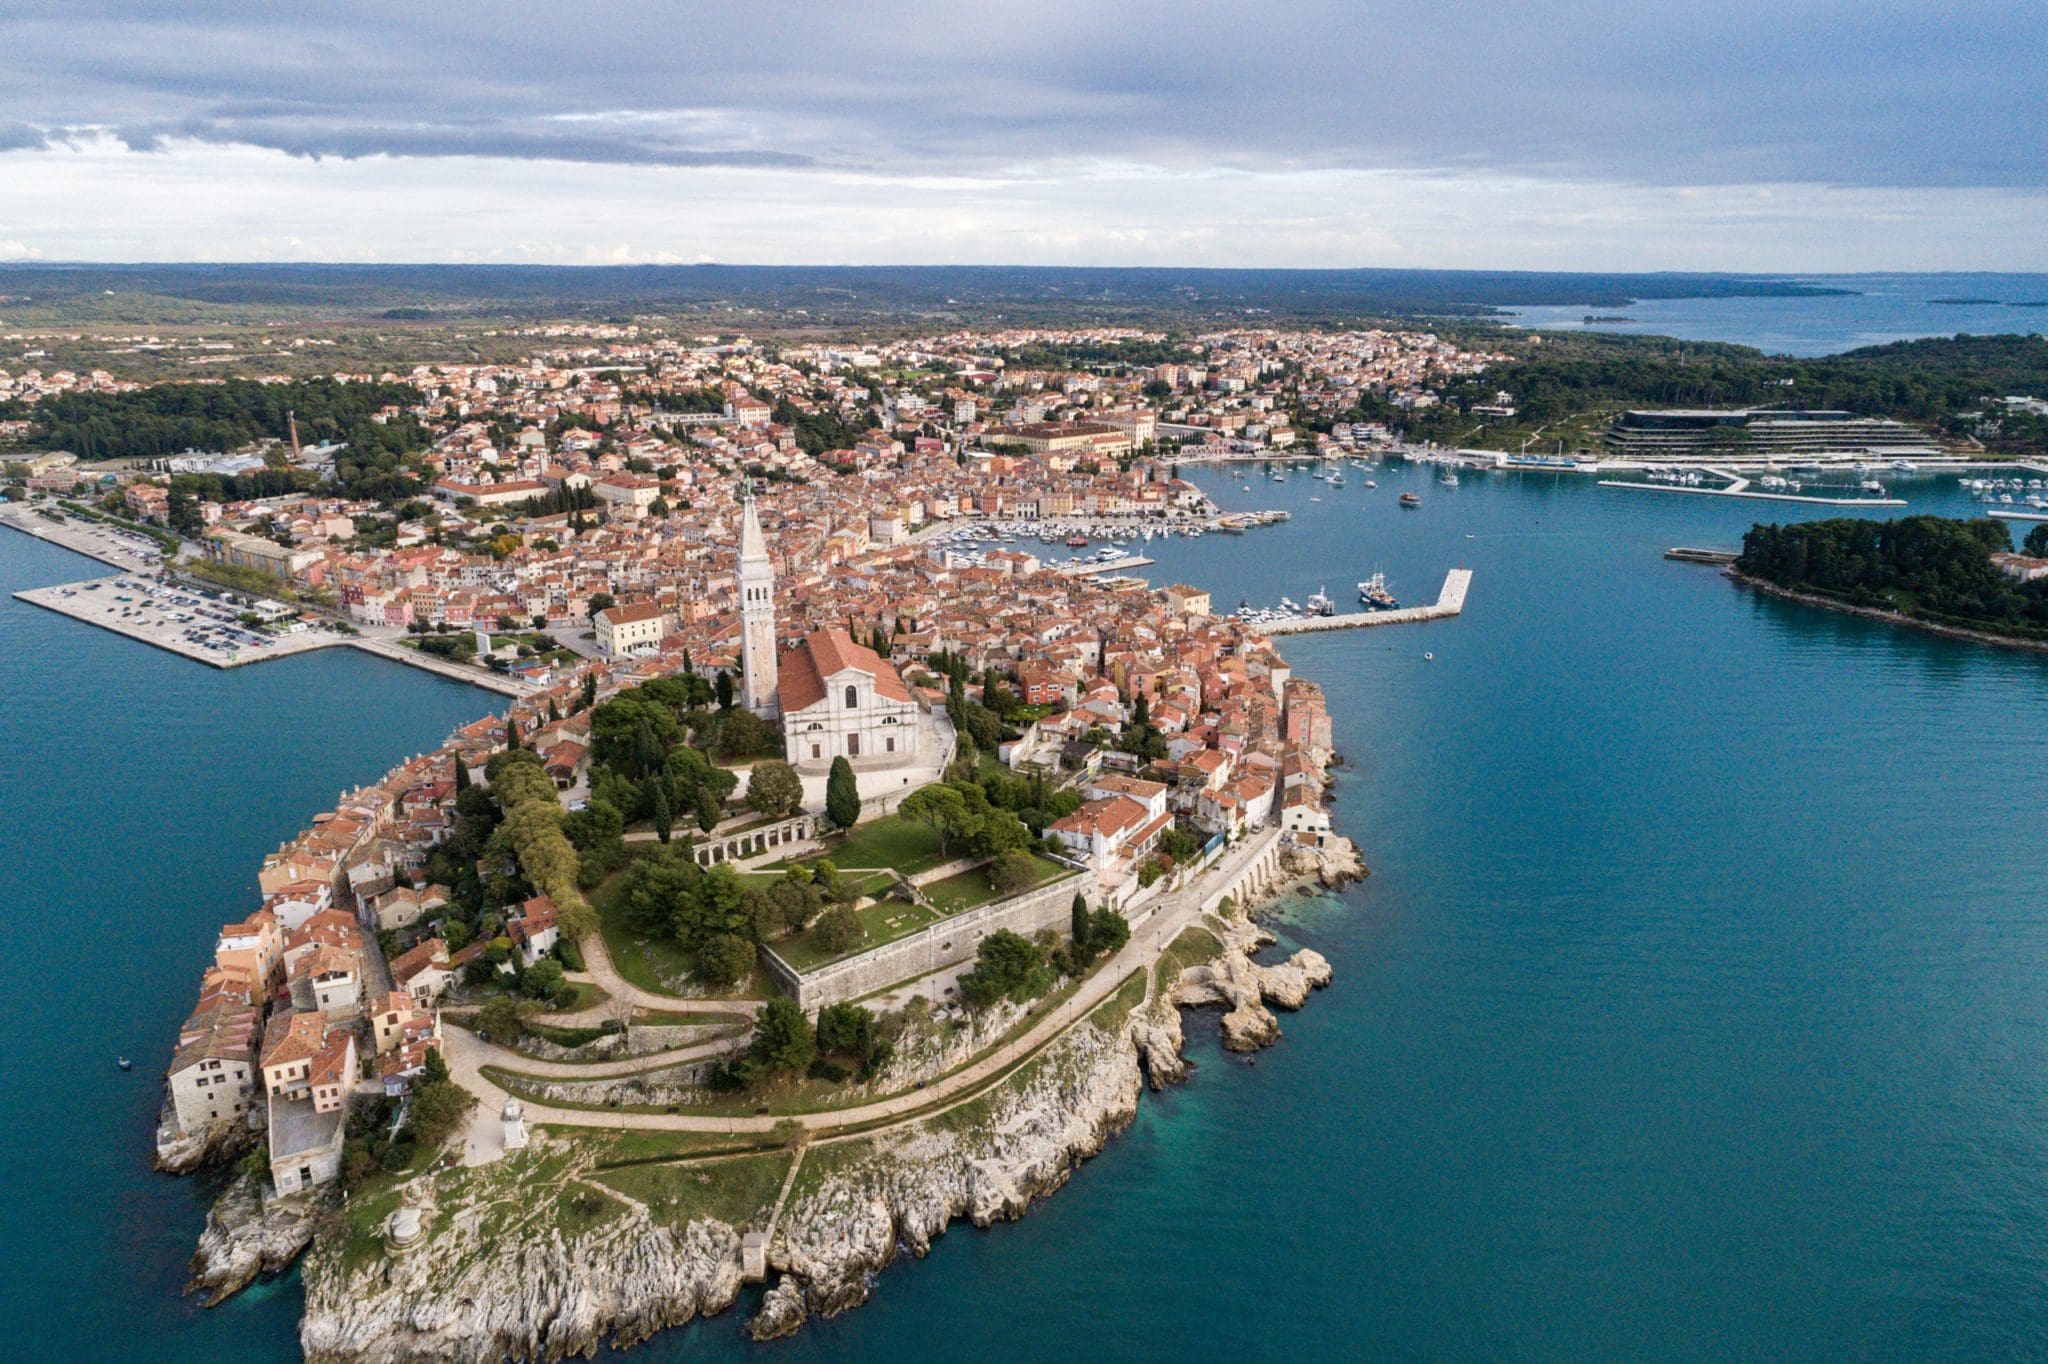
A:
1734,515,2048,644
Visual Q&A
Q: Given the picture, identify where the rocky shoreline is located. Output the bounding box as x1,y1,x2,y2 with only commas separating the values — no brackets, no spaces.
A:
193,843,1353,1362
1728,570,2048,653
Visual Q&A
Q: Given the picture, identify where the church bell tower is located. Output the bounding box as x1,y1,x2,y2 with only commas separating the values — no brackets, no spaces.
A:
738,490,779,716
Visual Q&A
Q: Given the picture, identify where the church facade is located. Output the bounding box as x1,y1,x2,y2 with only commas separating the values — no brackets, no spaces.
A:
777,628,923,773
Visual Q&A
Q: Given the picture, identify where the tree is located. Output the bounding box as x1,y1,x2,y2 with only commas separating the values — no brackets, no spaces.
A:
579,671,598,713
698,932,756,985
521,958,567,1000
899,784,971,857
745,760,804,818
1071,892,1091,952
587,591,616,615
815,1001,891,1075
826,756,861,830
695,785,722,833
959,929,1053,1008
749,997,816,1074
647,776,673,844
477,995,528,1042
505,716,521,750
1089,906,1130,955
814,903,863,954
989,849,1037,896
404,1079,475,1147
715,669,735,711
714,706,775,760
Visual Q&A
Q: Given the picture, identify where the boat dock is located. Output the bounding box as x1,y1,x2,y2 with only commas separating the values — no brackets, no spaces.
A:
1665,547,1739,565
1988,508,2048,523
1056,555,1156,576
1263,569,1471,635
1600,473,1905,507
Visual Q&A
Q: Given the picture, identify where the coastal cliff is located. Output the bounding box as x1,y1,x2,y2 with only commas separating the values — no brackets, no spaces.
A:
293,927,1334,1361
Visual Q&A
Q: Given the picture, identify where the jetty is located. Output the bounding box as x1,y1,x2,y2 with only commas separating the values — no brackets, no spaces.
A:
1664,547,1739,565
1263,568,1471,635
1988,508,2048,523
1600,471,1905,507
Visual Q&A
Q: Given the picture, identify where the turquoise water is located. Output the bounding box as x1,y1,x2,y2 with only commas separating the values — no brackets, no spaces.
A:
0,530,496,1361
10,460,2048,1361
1499,271,2048,355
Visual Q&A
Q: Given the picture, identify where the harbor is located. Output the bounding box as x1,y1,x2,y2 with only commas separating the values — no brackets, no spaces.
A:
1598,471,1907,506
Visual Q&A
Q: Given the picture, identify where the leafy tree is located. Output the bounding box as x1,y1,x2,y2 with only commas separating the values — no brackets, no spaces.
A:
745,759,804,818
521,958,567,1000
959,930,1053,1008
1089,907,1130,955
404,1079,475,1147
749,997,816,1074
814,903,863,954
477,995,528,1041
713,706,775,760
826,756,861,830
697,932,756,985
989,849,1038,896
815,1001,892,1075
899,784,972,856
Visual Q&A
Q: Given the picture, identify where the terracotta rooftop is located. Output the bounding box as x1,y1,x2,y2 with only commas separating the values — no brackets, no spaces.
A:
776,627,913,714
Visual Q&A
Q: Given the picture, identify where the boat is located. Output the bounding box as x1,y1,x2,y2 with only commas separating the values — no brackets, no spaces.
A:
1439,469,1460,487
1357,572,1399,610
1065,534,1088,547
1364,480,1377,489
1307,587,1336,616
1399,492,1421,507
117,1057,132,1071
1309,495,1322,503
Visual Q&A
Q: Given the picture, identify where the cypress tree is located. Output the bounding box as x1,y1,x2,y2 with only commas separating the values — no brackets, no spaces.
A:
715,669,735,711
826,756,861,830
646,776,672,843
505,716,521,750
1071,892,1091,954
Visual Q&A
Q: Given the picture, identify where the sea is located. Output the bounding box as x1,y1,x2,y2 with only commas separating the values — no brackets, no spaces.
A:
8,431,2048,1359
1497,271,2048,356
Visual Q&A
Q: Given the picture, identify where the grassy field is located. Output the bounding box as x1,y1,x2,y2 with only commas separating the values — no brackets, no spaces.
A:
809,814,950,874
922,854,1071,913
592,1150,794,1229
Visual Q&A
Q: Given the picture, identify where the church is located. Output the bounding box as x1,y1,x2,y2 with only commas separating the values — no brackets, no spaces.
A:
734,491,924,775
776,628,923,772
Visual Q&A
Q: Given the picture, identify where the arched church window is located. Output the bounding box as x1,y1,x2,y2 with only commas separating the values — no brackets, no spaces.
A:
845,685,858,709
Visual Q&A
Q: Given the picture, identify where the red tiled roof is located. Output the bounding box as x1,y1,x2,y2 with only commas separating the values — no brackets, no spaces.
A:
776,628,913,714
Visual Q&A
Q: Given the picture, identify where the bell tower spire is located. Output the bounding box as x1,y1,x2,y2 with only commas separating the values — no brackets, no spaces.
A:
738,488,779,716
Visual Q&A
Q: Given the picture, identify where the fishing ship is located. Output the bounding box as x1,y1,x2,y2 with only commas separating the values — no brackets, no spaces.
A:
1306,586,1336,616
1357,572,1400,610
1399,492,1421,507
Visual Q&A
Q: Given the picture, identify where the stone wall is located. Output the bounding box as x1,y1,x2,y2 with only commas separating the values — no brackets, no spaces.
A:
763,872,1082,1011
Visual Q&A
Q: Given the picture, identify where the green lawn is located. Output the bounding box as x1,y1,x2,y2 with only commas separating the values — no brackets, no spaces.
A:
771,894,950,972
592,1151,793,1228
770,857,1074,973
922,854,1070,914
812,814,950,874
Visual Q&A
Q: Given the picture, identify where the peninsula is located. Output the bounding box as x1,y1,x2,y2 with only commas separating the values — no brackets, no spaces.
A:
12,322,1441,1361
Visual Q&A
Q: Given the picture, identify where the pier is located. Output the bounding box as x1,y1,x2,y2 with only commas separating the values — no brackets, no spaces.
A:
1664,547,1739,565
1988,508,2048,523
1262,568,1471,635
1599,473,1906,507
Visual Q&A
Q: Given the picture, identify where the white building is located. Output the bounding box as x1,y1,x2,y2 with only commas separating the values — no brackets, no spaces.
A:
594,601,670,657
778,628,922,773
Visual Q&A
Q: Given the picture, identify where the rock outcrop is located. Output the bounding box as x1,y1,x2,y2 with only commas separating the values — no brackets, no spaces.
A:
186,1173,322,1305
301,1191,744,1364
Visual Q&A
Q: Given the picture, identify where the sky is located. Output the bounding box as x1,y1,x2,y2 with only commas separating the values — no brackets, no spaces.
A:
1,0,2045,271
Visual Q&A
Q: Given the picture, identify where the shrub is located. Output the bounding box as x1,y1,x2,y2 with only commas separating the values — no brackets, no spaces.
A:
697,932,756,985
814,904,863,955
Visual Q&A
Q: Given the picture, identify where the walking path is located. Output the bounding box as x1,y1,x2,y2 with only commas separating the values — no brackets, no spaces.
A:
565,931,762,1019
444,830,1281,1145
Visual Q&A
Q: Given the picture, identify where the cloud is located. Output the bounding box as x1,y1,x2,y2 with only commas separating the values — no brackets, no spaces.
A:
0,1,2041,191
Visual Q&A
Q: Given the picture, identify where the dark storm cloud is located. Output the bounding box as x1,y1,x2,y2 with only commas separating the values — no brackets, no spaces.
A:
2,0,2042,188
